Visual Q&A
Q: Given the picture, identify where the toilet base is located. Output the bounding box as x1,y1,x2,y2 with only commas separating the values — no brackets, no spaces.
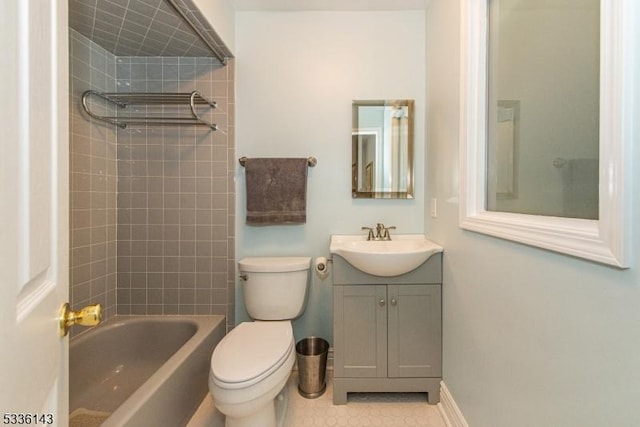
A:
275,385,289,427
225,402,274,427
224,384,289,427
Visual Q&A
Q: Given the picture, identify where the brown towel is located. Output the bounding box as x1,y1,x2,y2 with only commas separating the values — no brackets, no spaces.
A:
244,158,308,225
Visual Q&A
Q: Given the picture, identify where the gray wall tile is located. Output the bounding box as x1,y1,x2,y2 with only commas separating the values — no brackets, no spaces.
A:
69,31,119,332
70,29,235,326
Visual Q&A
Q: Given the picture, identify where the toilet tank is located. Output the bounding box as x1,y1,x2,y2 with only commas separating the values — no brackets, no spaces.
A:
239,257,311,321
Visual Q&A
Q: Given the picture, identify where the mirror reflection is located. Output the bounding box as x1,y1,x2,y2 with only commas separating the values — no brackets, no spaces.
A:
352,100,414,199
486,0,600,219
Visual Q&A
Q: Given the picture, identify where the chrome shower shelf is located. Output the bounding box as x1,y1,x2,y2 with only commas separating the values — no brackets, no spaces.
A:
81,90,219,130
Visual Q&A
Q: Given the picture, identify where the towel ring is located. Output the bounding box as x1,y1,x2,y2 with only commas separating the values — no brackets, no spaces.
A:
238,156,317,167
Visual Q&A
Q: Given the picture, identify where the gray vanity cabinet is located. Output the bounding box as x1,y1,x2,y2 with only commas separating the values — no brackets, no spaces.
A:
332,254,442,405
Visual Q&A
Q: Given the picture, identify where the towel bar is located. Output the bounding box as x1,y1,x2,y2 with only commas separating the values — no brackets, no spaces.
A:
238,156,317,167
81,90,219,130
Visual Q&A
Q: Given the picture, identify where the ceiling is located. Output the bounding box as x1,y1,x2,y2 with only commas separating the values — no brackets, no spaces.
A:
68,0,232,60
229,0,429,11
68,0,426,60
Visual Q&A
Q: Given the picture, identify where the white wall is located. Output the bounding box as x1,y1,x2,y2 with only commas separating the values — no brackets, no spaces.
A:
235,11,425,342
192,0,236,52
426,1,640,426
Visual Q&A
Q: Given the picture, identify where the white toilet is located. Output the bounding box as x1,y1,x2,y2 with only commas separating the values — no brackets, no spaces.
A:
209,256,311,427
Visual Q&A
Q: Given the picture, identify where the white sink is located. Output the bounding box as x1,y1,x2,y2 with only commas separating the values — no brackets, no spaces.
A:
329,234,443,277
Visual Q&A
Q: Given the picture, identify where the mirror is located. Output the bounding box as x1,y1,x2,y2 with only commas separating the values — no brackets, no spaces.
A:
486,0,600,219
352,100,414,199
459,0,633,268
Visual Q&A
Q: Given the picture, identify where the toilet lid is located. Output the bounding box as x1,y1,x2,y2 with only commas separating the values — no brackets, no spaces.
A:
211,322,293,388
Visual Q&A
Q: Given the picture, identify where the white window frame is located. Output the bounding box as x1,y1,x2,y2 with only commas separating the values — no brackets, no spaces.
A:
459,0,636,268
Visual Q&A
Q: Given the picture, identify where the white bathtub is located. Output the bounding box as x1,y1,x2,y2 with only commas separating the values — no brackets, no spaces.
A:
70,315,225,427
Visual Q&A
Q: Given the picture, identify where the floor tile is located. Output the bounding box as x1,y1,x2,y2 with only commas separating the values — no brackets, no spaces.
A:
285,372,446,427
187,371,447,427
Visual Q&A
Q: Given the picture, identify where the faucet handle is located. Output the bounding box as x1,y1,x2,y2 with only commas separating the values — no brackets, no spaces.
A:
382,226,396,240
361,226,375,241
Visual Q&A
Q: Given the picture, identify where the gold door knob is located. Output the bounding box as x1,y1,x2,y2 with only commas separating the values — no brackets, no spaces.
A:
59,303,102,337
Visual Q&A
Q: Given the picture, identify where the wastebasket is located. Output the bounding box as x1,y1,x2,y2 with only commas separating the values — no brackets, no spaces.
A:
295,337,329,398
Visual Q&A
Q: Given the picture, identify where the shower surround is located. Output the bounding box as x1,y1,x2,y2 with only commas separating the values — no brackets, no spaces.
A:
69,30,235,332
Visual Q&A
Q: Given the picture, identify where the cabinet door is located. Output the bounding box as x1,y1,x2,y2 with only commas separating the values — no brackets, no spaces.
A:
387,284,442,378
334,285,387,378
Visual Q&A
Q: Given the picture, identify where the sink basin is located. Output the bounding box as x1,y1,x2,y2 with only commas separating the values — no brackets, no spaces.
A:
330,234,443,277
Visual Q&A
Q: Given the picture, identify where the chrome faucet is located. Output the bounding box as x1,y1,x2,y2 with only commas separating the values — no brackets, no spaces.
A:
362,223,396,241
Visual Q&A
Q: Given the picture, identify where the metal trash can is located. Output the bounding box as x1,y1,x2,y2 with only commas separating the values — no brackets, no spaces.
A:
295,337,329,398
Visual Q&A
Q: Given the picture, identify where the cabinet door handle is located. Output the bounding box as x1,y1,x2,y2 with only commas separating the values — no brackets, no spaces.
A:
378,299,386,307
390,298,397,306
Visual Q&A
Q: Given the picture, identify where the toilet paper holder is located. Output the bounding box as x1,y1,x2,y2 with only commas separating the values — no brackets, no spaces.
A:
314,257,333,278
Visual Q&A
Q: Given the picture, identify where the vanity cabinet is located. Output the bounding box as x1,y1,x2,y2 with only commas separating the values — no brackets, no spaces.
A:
332,254,442,405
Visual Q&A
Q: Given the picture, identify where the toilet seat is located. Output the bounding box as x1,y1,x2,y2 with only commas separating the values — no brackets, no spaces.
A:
211,321,293,389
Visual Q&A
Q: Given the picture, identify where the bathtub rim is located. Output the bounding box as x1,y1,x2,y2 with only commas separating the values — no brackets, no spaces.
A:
70,314,225,427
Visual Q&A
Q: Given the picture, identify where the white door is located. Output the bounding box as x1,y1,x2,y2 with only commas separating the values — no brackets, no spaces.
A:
0,1,69,425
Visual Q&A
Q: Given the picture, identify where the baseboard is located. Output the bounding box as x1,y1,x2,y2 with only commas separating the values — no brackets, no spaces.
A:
438,381,470,427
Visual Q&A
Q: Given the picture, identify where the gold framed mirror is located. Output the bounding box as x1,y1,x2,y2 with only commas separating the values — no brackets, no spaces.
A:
352,100,414,199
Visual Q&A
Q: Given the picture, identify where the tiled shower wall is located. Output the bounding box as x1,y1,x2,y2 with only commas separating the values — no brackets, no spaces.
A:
69,30,118,323
69,29,235,330
115,56,235,328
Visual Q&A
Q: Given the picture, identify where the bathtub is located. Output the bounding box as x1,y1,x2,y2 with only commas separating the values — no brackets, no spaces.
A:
70,315,225,427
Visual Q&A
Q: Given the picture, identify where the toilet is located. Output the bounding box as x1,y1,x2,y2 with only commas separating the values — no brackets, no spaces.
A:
209,256,311,427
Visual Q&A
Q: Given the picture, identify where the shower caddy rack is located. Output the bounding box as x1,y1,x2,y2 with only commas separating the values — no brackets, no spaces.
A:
81,90,220,130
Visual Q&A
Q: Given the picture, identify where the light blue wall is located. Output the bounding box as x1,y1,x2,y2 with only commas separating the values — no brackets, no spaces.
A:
426,1,640,426
234,11,426,343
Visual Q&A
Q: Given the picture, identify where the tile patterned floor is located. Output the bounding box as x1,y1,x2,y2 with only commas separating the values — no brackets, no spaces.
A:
187,371,447,427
